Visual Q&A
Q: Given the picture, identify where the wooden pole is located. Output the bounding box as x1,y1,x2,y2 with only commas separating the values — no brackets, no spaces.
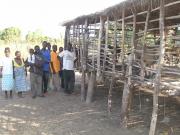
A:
72,25,76,53
108,19,117,115
120,12,136,128
97,16,105,81
102,16,109,79
121,3,125,75
140,5,151,82
149,0,165,134
81,24,86,101
84,19,89,65
81,18,89,102
64,25,70,49
77,25,81,68
86,71,96,103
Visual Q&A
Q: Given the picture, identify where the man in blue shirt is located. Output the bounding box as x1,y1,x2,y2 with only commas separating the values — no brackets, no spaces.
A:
41,41,51,94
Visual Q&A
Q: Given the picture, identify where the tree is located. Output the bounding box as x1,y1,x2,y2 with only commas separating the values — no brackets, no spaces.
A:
1,27,21,44
26,29,44,44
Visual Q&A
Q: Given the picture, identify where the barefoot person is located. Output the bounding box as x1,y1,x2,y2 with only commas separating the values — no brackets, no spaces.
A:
50,45,60,91
0,47,14,99
29,45,44,98
59,43,77,94
41,41,51,95
13,51,28,98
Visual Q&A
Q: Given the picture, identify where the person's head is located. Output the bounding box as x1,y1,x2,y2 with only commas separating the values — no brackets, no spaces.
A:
59,47,63,53
4,47,10,57
34,45,40,53
29,49,34,55
52,45,57,52
42,41,47,49
47,42,51,51
15,51,21,59
67,42,72,51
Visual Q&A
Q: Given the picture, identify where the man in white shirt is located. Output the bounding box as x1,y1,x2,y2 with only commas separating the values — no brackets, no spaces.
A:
59,43,77,94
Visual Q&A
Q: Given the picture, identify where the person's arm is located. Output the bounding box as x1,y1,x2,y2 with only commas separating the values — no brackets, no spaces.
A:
0,66,2,77
0,59,3,77
70,52,77,63
12,60,15,79
27,56,34,66
50,53,56,74
59,51,64,57
43,54,51,63
0,61,2,72
22,58,28,76
46,51,51,63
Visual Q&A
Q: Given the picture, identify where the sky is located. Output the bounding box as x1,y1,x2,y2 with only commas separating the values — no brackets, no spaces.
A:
0,0,123,38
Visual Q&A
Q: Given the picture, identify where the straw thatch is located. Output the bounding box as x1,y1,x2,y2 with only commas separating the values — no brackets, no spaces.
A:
62,0,180,27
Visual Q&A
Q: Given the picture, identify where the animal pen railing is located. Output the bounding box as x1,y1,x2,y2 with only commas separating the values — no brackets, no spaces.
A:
62,0,180,135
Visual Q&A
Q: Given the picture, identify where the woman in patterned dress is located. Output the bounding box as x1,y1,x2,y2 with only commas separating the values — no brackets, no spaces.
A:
0,47,14,99
13,51,28,98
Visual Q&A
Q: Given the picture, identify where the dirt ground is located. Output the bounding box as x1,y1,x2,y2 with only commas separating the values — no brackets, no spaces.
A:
0,72,179,135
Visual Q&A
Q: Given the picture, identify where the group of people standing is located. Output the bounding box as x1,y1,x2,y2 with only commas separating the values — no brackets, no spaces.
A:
0,41,77,99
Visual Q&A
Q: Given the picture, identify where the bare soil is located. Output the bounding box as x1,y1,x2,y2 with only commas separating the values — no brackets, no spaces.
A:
0,72,179,135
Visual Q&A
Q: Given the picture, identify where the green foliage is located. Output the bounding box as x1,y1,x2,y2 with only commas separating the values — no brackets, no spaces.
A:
26,29,44,44
25,29,64,46
0,27,64,47
0,27,21,44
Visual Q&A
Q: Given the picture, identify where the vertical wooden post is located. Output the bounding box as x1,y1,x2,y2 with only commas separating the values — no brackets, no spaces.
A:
84,19,89,65
149,0,165,135
86,71,96,103
121,3,125,75
81,19,88,101
97,16,105,81
64,25,70,49
140,5,151,82
81,24,86,102
72,25,76,53
120,12,136,128
77,25,81,68
102,16,109,79
108,19,117,115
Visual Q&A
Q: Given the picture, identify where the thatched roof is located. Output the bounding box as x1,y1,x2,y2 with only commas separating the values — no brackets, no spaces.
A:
62,0,180,27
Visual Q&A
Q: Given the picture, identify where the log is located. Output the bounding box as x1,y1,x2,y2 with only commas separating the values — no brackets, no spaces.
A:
149,0,165,135
120,7,136,127
81,19,89,102
120,83,132,127
81,69,86,101
97,16,105,81
121,3,125,75
102,17,109,79
140,5,151,82
64,26,70,49
108,76,114,115
86,71,96,103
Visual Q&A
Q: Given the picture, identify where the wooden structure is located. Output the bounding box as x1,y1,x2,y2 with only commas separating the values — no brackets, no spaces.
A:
62,0,180,134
